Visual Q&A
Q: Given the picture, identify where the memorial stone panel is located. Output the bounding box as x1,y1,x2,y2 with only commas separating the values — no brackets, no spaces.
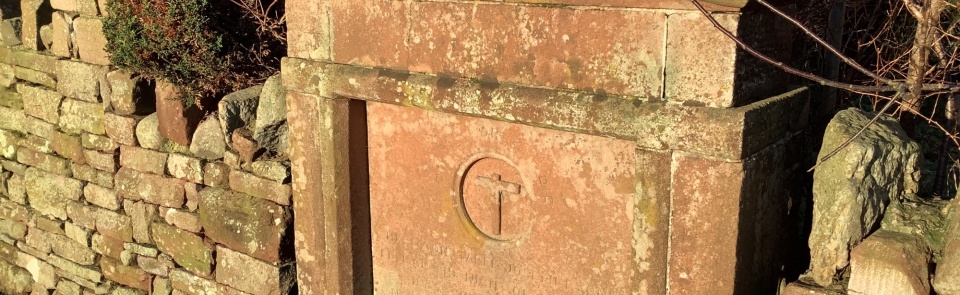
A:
367,102,641,294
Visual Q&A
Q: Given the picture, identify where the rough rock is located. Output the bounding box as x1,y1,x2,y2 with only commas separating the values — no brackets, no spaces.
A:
848,230,930,295
152,222,213,276
218,85,261,146
0,18,22,46
135,113,164,150
807,108,921,286
188,115,225,160
56,59,108,103
0,260,32,294
231,128,263,163
253,75,289,156
934,197,960,294
106,70,155,115
216,246,296,295
24,168,82,219
155,81,203,146
198,187,292,263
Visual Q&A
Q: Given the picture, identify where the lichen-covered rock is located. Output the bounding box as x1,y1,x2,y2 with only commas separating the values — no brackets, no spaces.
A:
59,98,106,135
807,108,921,286
218,85,261,147
216,246,296,295
934,197,960,294
198,187,292,263
106,70,155,115
253,75,289,156
188,115,225,160
136,113,164,150
152,223,213,276
24,168,82,220
0,260,32,294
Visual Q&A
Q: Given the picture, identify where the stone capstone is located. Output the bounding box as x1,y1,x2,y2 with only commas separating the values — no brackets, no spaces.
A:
253,75,289,156
218,85,262,147
806,108,921,286
188,115,226,160
136,113,164,150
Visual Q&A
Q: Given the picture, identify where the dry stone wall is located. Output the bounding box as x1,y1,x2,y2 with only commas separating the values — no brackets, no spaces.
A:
0,2,296,294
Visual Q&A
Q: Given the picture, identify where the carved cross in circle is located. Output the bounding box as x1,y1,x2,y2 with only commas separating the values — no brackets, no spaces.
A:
474,173,522,236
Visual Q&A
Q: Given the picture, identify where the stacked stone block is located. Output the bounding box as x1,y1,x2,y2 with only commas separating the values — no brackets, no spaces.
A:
0,2,296,294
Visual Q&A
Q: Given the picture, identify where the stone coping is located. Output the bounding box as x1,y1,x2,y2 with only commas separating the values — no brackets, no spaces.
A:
282,58,809,161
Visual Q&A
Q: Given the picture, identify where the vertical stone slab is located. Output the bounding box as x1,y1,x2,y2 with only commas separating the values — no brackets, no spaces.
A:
286,0,330,60
20,0,50,51
634,149,672,293
668,153,743,294
287,92,370,294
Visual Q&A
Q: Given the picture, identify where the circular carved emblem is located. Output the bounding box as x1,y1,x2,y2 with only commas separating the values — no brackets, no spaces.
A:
458,156,531,241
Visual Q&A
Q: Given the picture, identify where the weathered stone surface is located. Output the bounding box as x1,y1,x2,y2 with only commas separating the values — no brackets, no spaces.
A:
18,84,62,124
14,67,56,88
934,197,960,294
1,160,27,175
20,0,50,50
0,18,22,47
120,145,167,175
106,71,154,115
77,0,97,16
123,200,156,243
0,66,14,89
19,134,52,154
166,154,202,183
39,24,51,49
24,116,54,139
115,168,185,208
188,116,225,160
199,187,291,263
52,132,84,163
35,215,64,234
0,129,20,159
71,164,112,188
56,60,107,103
73,17,109,65
218,86,261,147
101,257,152,291
60,99,105,135
155,81,203,146
242,161,288,183
183,182,199,211
138,255,168,276
228,170,290,205
253,75,289,155
136,113,164,150
15,252,57,289
64,222,89,246
96,208,133,242
50,11,71,57
82,149,117,172
91,233,124,260
0,90,22,110
50,234,96,265
231,128,262,163
153,277,172,295
807,108,921,286
55,279,81,295
46,254,102,283
0,219,27,240
216,246,295,295
848,230,929,295
24,168,82,219
169,269,219,295
0,259,33,294
0,106,26,133
65,202,96,230
23,227,54,255
104,114,139,146
223,150,240,169
81,133,118,152
152,223,213,276
163,208,201,233
50,0,77,11
18,147,70,175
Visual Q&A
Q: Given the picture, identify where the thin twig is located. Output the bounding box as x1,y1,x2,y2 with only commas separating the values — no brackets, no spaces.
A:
808,92,904,172
688,0,960,93
756,0,892,84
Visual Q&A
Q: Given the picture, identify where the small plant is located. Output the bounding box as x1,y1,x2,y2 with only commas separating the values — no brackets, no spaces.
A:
103,0,285,108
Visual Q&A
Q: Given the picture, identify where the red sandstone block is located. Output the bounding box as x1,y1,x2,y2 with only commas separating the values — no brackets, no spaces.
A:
669,153,744,294
330,0,410,68
102,257,153,291
332,1,666,98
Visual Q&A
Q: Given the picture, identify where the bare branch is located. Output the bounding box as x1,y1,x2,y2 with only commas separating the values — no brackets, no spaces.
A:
903,0,947,112
756,0,893,84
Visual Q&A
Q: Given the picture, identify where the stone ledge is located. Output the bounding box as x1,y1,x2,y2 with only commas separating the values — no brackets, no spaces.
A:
282,58,808,161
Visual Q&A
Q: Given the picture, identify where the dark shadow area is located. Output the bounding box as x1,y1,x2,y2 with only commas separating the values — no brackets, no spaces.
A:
349,100,374,294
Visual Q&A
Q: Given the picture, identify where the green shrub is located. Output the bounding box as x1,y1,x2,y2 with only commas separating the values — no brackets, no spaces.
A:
103,0,285,107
